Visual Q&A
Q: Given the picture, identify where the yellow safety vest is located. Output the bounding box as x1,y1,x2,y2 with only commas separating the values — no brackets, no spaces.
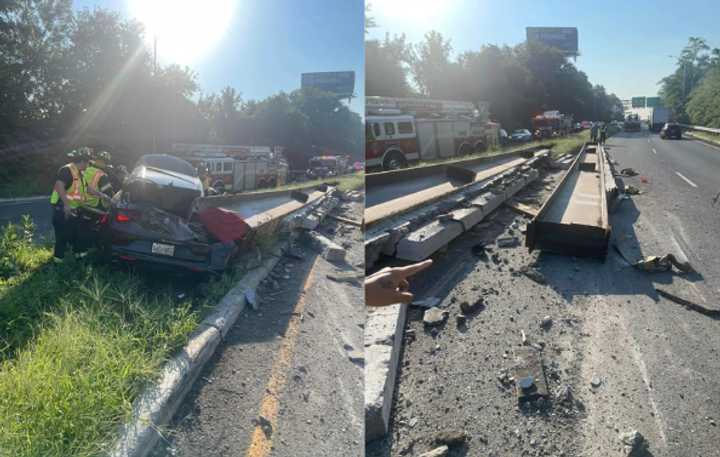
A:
50,163,85,208
83,166,108,208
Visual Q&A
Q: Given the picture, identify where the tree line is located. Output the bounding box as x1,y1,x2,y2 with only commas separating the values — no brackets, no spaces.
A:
365,17,624,130
659,37,720,128
0,0,362,170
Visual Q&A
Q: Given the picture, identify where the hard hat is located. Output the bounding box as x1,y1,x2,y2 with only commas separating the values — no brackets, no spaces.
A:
95,150,112,162
68,147,93,161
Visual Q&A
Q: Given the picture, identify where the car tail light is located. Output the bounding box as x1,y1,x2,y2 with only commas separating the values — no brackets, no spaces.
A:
115,210,139,222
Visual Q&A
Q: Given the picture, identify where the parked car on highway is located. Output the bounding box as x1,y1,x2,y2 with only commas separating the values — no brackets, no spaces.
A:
499,128,510,146
660,123,682,139
510,129,533,142
105,154,241,273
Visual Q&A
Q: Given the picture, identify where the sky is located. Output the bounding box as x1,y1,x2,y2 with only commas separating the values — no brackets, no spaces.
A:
367,0,720,100
73,0,365,113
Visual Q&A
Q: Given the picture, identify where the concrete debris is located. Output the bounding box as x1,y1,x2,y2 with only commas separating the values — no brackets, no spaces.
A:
624,185,642,195
554,384,573,404
252,415,273,438
521,267,547,284
434,430,468,446
245,289,258,311
619,430,648,455
423,307,449,326
343,190,363,202
306,230,346,262
437,213,454,222
497,237,520,248
460,297,484,315
419,445,449,457
635,254,694,273
619,167,639,177
590,375,602,388
412,297,441,309
540,316,553,329
326,272,363,284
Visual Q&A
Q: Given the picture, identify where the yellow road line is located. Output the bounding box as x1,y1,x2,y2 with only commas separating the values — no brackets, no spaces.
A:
244,257,319,457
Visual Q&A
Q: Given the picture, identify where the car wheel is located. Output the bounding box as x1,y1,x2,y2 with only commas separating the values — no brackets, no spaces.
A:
383,151,406,171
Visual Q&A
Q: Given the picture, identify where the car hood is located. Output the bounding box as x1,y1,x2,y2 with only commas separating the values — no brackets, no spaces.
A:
122,166,203,218
132,166,202,192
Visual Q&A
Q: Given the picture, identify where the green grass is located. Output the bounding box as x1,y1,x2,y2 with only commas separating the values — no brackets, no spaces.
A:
548,130,591,158
243,171,364,194
0,219,269,457
685,130,720,146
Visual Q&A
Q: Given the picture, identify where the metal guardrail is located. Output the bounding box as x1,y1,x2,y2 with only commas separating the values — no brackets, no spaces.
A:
680,124,720,135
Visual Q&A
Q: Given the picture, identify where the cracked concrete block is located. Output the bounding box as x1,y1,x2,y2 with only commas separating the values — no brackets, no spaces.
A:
382,221,412,256
451,207,485,230
470,191,504,215
395,220,464,261
365,304,407,442
307,230,345,262
365,232,390,269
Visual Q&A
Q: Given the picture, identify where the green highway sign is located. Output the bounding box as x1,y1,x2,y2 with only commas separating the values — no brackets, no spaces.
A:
646,97,660,107
631,97,646,108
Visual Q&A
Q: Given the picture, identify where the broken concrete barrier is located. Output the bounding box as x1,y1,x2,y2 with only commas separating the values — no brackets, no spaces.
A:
307,231,346,262
365,304,408,442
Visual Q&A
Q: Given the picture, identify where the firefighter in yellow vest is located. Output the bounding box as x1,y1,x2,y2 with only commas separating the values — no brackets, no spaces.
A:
51,148,92,262
83,150,114,209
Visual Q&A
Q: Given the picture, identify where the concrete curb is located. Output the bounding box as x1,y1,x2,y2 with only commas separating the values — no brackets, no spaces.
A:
365,304,408,442
0,195,49,204
109,243,285,457
685,131,720,150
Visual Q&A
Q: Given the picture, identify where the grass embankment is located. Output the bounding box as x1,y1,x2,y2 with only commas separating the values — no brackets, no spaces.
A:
685,130,720,147
0,217,259,457
245,171,364,194
548,130,591,158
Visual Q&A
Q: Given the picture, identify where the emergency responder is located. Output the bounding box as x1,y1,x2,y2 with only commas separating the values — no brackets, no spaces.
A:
590,122,599,143
83,150,114,209
600,123,608,144
50,147,92,262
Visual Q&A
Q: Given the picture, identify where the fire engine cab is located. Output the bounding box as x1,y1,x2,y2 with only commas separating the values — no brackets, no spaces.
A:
365,96,499,171
171,143,289,193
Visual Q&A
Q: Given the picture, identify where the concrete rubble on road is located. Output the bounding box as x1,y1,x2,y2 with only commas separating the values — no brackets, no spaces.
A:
418,445,449,457
306,230,346,263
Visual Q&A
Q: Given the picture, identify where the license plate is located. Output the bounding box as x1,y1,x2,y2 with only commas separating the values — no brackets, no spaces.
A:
151,242,175,256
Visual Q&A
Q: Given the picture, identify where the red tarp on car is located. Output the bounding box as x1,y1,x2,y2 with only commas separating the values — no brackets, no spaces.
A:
196,208,251,243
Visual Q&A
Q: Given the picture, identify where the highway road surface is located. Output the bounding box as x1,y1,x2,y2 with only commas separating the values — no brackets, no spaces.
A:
368,129,720,457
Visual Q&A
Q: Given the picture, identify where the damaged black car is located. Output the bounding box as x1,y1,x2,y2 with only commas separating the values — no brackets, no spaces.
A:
105,154,247,273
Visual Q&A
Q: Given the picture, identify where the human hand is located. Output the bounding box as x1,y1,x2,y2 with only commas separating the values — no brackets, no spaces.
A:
365,259,433,307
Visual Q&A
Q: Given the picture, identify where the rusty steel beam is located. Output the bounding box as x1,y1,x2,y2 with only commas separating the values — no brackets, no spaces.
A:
526,142,611,258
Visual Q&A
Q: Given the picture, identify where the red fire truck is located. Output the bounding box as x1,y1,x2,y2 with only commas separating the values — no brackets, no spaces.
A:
531,110,573,139
365,96,499,171
171,143,289,192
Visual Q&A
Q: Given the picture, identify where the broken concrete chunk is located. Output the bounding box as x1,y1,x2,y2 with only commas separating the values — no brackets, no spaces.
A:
497,237,520,248
554,383,573,404
419,445,449,457
513,347,548,403
540,316,553,329
307,230,346,262
635,254,694,273
624,185,642,195
434,430,468,446
591,375,602,388
619,430,648,455
423,307,448,326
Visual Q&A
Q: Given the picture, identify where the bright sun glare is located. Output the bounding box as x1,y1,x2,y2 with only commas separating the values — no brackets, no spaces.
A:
371,0,447,25
128,0,237,65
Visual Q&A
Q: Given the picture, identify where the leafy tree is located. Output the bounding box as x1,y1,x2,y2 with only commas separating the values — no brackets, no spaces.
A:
686,67,720,128
365,34,414,97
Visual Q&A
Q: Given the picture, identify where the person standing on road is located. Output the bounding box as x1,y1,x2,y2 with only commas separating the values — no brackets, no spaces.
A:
590,122,599,143
50,148,92,263
600,123,608,144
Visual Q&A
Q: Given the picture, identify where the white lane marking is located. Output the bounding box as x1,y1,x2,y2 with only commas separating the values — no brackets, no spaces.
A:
652,148,657,154
675,171,698,188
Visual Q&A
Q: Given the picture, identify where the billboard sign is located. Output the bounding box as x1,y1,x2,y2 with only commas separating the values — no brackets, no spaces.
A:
526,27,578,55
301,71,355,98
646,97,660,107
631,97,646,108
